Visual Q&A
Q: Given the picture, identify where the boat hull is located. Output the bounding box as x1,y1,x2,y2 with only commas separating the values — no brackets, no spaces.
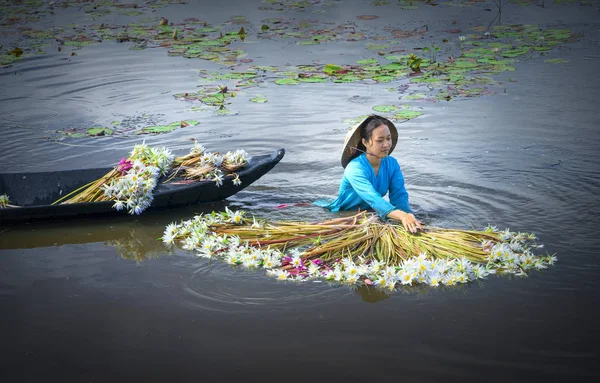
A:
0,149,285,224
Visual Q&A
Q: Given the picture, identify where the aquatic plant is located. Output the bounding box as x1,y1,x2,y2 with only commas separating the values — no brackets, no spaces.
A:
53,142,174,215
167,142,248,187
163,209,556,290
422,43,440,63
458,35,466,54
0,193,18,208
407,53,423,73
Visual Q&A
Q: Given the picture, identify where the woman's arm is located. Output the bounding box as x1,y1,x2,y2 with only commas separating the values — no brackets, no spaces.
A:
386,158,422,233
388,158,412,214
387,209,423,233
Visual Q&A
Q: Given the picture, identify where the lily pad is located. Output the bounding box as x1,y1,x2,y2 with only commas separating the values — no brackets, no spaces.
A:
342,115,371,127
365,43,388,51
404,94,428,100
297,40,320,46
201,95,227,105
357,58,378,65
373,75,395,82
323,64,345,75
298,75,328,83
274,78,299,85
373,105,399,113
249,95,268,103
215,108,237,116
500,46,531,58
86,127,113,136
333,75,362,83
393,110,423,120
141,120,198,134
380,63,405,70
544,58,569,64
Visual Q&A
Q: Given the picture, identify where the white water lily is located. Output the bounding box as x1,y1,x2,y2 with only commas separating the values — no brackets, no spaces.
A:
162,208,556,291
307,263,321,277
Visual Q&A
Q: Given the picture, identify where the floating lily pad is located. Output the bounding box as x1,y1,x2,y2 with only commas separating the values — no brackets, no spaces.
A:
373,75,395,82
141,120,198,134
86,127,113,136
373,105,399,113
252,65,278,72
384,55,408,61
333,75,362,83
196,27,220,33
274,78,299,85
365,43,388,51
404,93,428,100
501,46,531,58
297,40,320,46
215,108,237,116
323,64,345,75
201,95,227,105
380,62,406,71
357,58,378,65
544,29,571,40
393,110,423,120
544,58,569,64
342,115,371,127
249,95,268,103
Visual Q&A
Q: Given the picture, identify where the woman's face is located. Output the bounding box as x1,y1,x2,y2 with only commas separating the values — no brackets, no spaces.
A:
362,124,392,158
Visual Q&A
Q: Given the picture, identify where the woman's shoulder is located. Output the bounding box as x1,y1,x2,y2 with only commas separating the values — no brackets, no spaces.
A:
383,155,400,168
347,153,366,168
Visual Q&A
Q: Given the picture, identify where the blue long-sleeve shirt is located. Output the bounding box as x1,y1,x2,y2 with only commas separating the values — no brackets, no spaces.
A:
314,153,412,218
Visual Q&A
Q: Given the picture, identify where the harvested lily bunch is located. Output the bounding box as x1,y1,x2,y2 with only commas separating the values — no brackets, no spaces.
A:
53,142,174,215
0,193,19,208
167,141,248,187
163,209,556,290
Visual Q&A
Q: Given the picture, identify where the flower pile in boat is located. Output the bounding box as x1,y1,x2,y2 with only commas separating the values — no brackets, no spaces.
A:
162,209,557,290
167,141,248,187
51,141,251,215
53,142,174,215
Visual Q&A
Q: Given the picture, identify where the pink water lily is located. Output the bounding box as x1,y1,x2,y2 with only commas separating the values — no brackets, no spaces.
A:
117,158,133,174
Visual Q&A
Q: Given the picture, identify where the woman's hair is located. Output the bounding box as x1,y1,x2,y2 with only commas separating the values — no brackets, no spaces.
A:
350,115,393,162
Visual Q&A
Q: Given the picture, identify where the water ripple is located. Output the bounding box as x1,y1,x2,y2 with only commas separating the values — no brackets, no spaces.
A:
180,260,350,313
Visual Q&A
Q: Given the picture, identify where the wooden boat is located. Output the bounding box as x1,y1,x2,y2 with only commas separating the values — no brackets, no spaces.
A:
0,148,285,224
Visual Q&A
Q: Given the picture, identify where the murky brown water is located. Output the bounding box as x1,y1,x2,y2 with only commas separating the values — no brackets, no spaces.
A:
1,1,599,382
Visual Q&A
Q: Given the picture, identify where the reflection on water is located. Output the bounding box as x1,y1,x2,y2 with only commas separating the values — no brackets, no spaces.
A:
104,228,174,263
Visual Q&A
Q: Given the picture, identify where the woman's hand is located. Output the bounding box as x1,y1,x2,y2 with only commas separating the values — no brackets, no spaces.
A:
387,210,423,233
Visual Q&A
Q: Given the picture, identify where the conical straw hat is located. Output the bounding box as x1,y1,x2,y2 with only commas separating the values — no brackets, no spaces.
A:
340,115,398,168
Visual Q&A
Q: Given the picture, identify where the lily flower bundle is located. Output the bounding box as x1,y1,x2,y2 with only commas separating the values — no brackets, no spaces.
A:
162,209,556,290
53,142,174,215
168,141,248,187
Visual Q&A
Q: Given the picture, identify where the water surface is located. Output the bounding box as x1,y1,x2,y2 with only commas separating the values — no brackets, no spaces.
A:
1,1,599,382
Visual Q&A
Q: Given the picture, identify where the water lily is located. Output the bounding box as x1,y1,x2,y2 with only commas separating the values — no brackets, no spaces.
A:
163,209,556,291
117,158,133,174
0,193,13,208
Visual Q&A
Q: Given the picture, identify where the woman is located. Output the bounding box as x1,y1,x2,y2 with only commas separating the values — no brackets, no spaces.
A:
314,115,423,233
